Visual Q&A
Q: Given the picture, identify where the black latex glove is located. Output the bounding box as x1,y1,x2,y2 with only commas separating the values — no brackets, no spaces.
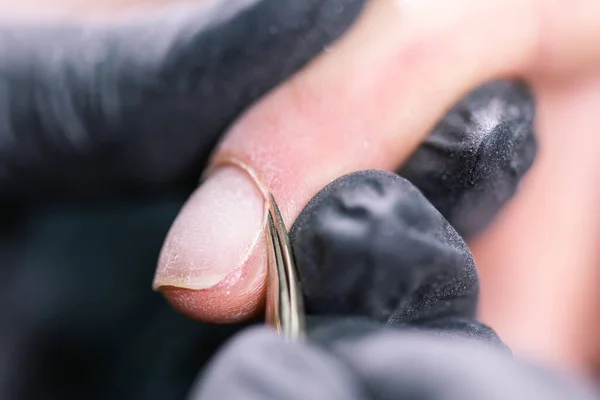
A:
399,80,537,238
290,170,505,348
0,0,365,200
193,170,595,400
0,2,365,399
192,326,598,400
291,170,479,325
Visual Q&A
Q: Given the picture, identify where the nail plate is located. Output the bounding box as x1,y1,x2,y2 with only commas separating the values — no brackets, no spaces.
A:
153,166,266,290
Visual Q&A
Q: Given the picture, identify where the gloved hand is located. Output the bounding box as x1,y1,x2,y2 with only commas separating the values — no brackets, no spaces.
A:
0,2,364,399
0,0,364,200
192,325,598,400
3,0,600,399
191,171,595,400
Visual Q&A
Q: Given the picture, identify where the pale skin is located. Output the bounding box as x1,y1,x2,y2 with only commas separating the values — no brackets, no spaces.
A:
9,0,600,376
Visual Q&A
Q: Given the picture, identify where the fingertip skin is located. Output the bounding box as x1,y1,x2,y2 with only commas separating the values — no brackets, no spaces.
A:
160,285,265,325
290,170,478,324
159,239,269,324
400,80,537,238
0,0,366,199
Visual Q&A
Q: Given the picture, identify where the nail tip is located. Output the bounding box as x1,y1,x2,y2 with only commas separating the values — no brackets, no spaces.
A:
151,281,164,292
152,276,223,292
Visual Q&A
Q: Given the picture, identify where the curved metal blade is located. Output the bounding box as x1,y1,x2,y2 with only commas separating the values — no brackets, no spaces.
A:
265,193,306,341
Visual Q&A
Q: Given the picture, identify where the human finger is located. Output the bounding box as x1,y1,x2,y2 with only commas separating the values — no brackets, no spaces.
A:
153,0,538,322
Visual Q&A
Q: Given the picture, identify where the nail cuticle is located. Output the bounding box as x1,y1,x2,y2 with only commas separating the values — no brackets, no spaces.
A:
205,155,271,201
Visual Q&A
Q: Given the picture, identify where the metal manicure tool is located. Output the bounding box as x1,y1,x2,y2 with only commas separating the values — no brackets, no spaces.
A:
265,193,306,341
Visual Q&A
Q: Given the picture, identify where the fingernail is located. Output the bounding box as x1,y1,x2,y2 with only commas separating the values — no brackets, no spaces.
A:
153,166,266,290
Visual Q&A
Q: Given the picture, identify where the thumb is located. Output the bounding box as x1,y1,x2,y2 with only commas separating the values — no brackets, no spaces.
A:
152,0,535,322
